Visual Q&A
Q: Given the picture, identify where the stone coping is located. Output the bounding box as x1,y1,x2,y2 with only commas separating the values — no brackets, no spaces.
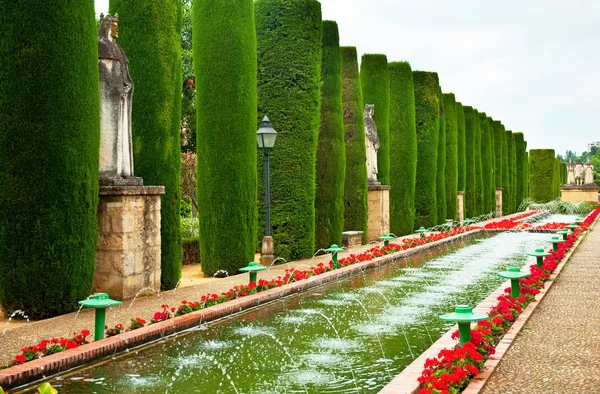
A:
99,185,165,195
378,211,594,394
368,183,391,191
561,184,599,190
0,229,481,390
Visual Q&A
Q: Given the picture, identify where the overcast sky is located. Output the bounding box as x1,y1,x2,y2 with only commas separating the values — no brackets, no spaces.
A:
95,0,600,155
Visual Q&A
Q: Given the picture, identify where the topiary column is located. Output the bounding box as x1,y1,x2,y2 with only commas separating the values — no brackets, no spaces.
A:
413,71,439,228
479,113,494,214
110,0,183,289
360,54,390,185
530,149,557,203
443,93,458,220
315,21,345,248
472,109,483,216
502,130,511,214
194,0,258,276
435,82,447,224
456,101,466,193
389,62,417,235
514,132,526,210
341,47,368,243
509,132,517,212
463,106,477,218
256,0,322,259
492,121,504,190
0,1,100,318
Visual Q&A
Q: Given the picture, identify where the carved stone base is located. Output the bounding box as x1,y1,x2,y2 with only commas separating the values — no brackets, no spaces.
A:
495,188,503,217
342,231,364,249
457,191,465,222
94,185,165,300
561,185,599,205
367,184,390,241
261,236,274,266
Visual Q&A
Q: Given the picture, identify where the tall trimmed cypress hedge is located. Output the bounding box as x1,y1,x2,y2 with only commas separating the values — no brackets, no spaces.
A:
530,150,556,203
195,0,257,275
479,113,494,214
389,62,417,235
315,21,345,248
492,121,504,189
503,130,512,214
463,106,476,218
560,162,567,187
413,71,439,228
472,109,483,216
111,0,182,288
514,133,526,209
360,54,390,185
256,0,322,259
525,152,530,199
456,101,466,193
509,132,517,212
341,47,368,243
435,82,447,224
0,1,100,318
443,93,458,220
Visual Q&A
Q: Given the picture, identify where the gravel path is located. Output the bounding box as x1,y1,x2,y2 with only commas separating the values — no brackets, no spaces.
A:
481,224,600,393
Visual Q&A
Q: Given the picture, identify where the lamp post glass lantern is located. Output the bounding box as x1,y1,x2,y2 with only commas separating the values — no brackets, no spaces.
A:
257,116,277,237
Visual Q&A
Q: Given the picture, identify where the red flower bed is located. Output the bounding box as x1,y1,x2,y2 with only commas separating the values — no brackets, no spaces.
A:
418,209,598,393
11,330,91,365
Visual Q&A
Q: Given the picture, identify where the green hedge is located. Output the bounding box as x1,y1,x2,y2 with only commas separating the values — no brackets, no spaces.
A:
111,0,182,289
413,71,439,228
255,0,322,259
525,151,530,199
435,82,447,224
0,1,99,318
389,62,417,235
560,161,567,187
456,101,466,193
472,109,483,216
530,149,556,203
341,47,368,243
479,113,494,214
502,130,511,214
492,121,504,189
194,0,257,275
360,54,390,185
514,133,526,210
509,132,517,212
443,93,458,220
463,106,476,218
315,21,345,248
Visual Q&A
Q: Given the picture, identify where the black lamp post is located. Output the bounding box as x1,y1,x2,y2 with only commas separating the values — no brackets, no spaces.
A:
257,116,277,264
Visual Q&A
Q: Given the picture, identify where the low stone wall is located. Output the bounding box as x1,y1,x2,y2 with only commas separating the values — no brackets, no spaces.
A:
182,237,200,266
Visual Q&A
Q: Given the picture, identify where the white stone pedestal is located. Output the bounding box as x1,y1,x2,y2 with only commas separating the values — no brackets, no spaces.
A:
367,184,390,241
457,191,465,222
94,185,165,300
561,184,599,205
495,188,503,217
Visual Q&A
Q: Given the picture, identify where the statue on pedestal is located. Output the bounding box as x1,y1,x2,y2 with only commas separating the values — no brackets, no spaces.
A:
567,158,575,185
574,159,584,186
98,14,142,186
584,158,595,184
364,104,380,184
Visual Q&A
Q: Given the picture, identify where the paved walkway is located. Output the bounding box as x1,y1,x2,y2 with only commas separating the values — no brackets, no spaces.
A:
481,223,600,393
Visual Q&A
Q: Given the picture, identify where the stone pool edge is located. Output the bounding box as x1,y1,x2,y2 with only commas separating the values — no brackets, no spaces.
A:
378,213,594,394
0,228,484,390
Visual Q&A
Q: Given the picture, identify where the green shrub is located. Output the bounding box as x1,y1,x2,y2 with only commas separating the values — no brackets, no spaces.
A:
435,82,447,224
315,21,345,248
180,197,192,218
479,113,494,214
181,217,200,238
463,106,477,218
413,71,439,228
508,132,517,212
389,62,417,235
256,0,322,259
514,132,526,209
341,47,368,243
361,54,390,185
0,1,100,318
195,0,258,275
492,121,504,189
525,151,530,199
501,129,510,214
472,109,483,216
443,93,458,220
529,149,557,203
111,0,183,289
456,101,466,193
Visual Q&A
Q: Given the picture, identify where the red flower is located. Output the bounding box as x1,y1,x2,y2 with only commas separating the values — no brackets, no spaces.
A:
15,354,27,364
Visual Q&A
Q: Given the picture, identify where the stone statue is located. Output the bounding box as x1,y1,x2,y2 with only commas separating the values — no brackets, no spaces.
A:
98,14,141,186
364,104,380,184
584,158,595,184
574,159,584,186
567,158,576,185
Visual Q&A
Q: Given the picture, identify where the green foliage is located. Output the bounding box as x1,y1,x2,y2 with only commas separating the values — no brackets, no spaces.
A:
502,130,510,214
361,54,390,185
389,62,417,235
181,0,196,152
525,151,530,199
492,121,504,188
315,21,345,248
111,0,183,288
435,82,447,224
443,93,458,220
195,0,258,275
529,149,557,203
479,113,494,214
463,106,477,218
508,132,517,212
456,101,466,192
181,217,199,238
472,109,483,216
256,0,322,258
341,47,368,243
413,71,439,228
514,133,527,209
0,1,100,318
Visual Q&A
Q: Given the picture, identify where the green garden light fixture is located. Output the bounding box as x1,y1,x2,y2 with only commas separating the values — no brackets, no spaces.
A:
565,222,580,230
439,305,488,346
527,248,552,268
415,227,427,240
462,218,475,228
498,267,531,298
78,293,122,341
556,228,572,241
378,233,396,247
239,262,268,284
325,244,345,269
549,236,565,252
441,219,454,231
